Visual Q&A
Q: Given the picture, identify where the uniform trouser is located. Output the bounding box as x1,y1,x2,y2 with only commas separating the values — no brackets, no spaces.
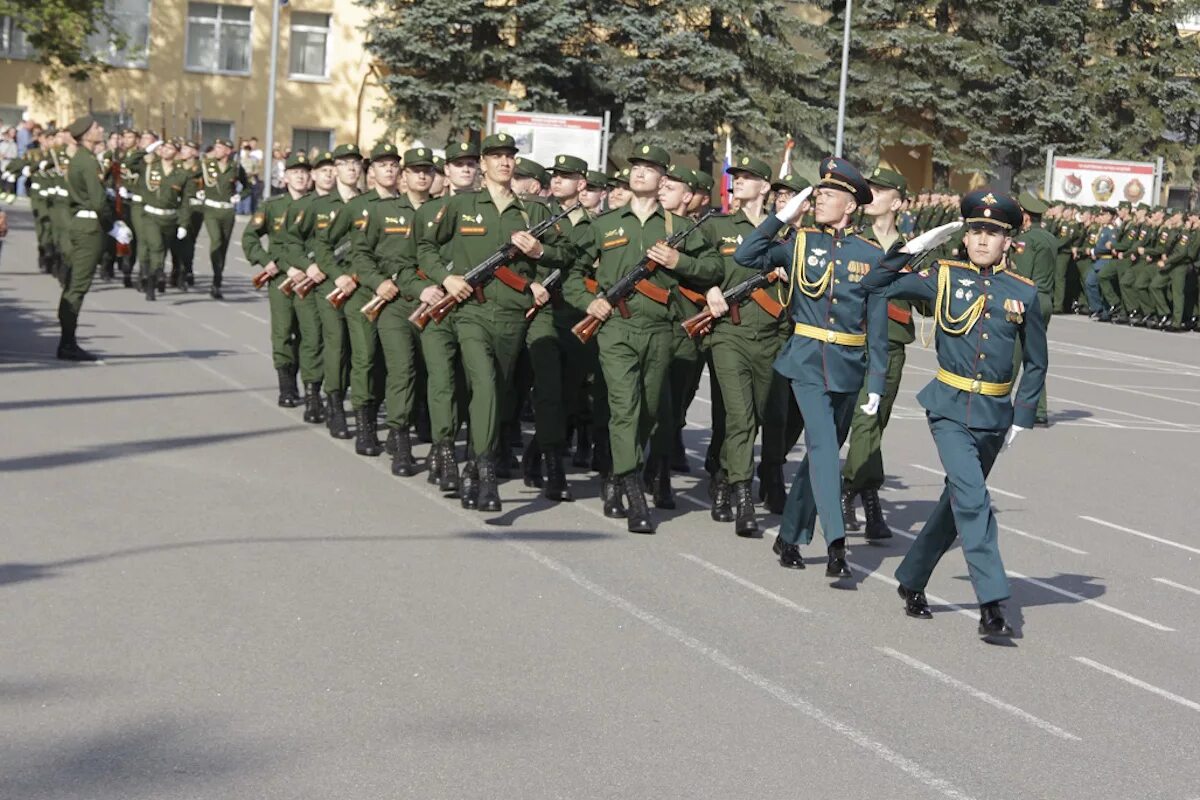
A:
650,329,703,462
597,322,671,476
895,414,1010,605
760,328,806,470
170,205,203,277
555,315,596,436
267,276,301,371
1129,261,1157,315
1150,266,1187,323
710,331,781,483
779,385,857,547
1012,305,1050,419
141,216,173,279
457,311,528,458
1116,259,1141,312
203,209,235,287
346,290,383,409
1099,262,1123,311
1052,252,1074,312
527,312,568,449
58,219,103,344
842,342,907,492
132,206,150,276
420,313,464,443
378,299,421,430
291,286,323,383
1083,259,1109,313
316,287,350,393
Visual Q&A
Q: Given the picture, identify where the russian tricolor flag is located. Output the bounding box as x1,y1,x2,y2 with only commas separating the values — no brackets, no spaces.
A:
721,134,732,213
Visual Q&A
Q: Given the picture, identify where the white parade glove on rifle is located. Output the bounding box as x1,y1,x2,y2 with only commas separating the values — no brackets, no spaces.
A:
176,226,188,240
901,221,963,255
860,393,881,416
109,221,133,245
774,186,813,224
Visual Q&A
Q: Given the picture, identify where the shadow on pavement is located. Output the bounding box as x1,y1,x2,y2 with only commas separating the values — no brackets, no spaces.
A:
0,386,266,412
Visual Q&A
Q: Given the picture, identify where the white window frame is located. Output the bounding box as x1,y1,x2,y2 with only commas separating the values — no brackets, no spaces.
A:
0,15,35,60
90,0,152,69
288,11,331,82
184,2,253,77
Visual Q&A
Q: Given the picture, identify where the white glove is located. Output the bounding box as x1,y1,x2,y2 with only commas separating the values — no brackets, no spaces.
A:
230,193,240,205
105,187,115,199
109,221,133,244
176,226,188,240
21,165,31,177
38,160,48,171
195,190,206,201
775,186,813,224
1002,424,1025,451
860,392,881,416
901,220,963,254
118,186,130,200
146,140,162,154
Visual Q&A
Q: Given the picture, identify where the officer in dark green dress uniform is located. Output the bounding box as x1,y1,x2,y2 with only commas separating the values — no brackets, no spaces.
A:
863,189,1048,640
57,115,110,361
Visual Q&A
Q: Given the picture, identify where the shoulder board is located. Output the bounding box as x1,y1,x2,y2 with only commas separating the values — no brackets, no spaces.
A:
1003,271,1036,287
851,234,882,250
797,227,821,234
937,259,974,270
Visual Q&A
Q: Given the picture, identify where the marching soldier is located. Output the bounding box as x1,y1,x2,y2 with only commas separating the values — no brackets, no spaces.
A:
1010,193,1056,425
1083,207,1118,320
170,139,205,291
199,138,247,299
136,138,193,301
1148,212,1189,331
863,189,1048,640
733,157,887,578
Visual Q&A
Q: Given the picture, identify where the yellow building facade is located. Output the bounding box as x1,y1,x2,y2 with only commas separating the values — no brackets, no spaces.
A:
0,0,391,152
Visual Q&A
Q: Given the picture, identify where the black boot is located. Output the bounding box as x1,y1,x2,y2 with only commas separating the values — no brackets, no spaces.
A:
650,457,675,510
354,403,383,457
385,428,398,456
773,536,805,569
825,539,852,579
145,278,156,301
210,270,224,299
438,441,460,494
477,455,501,512
572,426,592,469
898,585,932,619
543,447,573,502
601,473,626,519
622,473,654,534
427,439,441,485
757,462,786,515
978,601,1014,639
522,440,544,488
56,340,98,362
733,481,759,537
670,429,691,473
326,392,352,439
841,486,861,531
460,460,479,509
861,488,893,541
303,382,325,423
277,367,301,408
710,472,733,522
390,428,417,477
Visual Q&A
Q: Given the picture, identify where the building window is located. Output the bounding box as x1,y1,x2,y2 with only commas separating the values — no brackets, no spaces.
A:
289,12,330,80
89,0,152,68
292,128,332,158
201,119,235,149
185,2,252,75
0,16,34,59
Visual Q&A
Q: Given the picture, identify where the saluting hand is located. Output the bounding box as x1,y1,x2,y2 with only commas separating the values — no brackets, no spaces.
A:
511,231,544,259
705,286,729,318
647,241,680,269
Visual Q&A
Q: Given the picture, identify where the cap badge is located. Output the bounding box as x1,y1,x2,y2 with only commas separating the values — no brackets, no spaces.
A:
981,192,997,206
741,157,750,165
642,146,650,154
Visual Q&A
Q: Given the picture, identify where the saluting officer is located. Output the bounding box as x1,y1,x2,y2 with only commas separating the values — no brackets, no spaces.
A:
199,138,247,299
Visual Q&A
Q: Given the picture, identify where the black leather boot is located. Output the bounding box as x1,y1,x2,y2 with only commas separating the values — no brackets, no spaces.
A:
145,278,156,301
426,440,441,485
710,472,733,522
773,536,805,569
572,426,592,469
898,585,932,619
622,473,654,534
601,473,626,519
385,428,398,456
978,601,1014,638
543,447,573,502
522,439,543,488
826,538,852,579
757,462,787,515
303,382,325,423
650,457,675,510
277,367,301,408
733,481,759,537
354,402,383,457
841,486,861,531
861,488,893,541
438,441,460,494
477,455,502,512
326,392,352,439
671,429,691,473
460,460,479,509
390,428,417,477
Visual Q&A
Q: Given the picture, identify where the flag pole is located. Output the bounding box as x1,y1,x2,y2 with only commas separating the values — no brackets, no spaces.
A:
834,0,853,157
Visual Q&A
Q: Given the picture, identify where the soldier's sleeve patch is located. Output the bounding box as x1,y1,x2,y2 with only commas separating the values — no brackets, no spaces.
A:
251,212,265,227
434,206,446,223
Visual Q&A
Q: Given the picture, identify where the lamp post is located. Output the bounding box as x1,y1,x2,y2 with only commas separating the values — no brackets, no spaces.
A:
834,0,852,157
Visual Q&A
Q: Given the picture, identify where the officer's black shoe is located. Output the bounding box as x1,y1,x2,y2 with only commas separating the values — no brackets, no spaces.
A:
601,473,626,519
543,448,573,502
978,601,1014,639
841,486,861,531
1128,311,1143,325
1096,310,1110,322
1133,314,1150,328
123,272,134,288
169,270,181,288
651,457,675,510
522,440,543,488
1163,321,1181,333
475,455,502,512
460,461,479,510
671,430,691,473
326,392,352,439
209,285,223,300
733,481,759,537
622,473,654,534
145,280,156,301
390,428,417,477
354,402,383,457
757,462,787,515
438,442,460,494
1113,312,1130,325
56,342,98,362
185,271,195,287
1187,316,1199,331
276,367,301,407
826,539,852,579
897,585,932,619
571,426,592,469
302,382,325,423
1158,315,1172,330
157,276,166,293
710,472,733,522
861,488,893,541
773,537,805,569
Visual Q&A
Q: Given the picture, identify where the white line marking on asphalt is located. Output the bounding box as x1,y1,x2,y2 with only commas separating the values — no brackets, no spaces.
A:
168,305,231,339
1052,395,1192,429
997,523,1087,555
1152,578,1200,597
1048,342,1200,377
1079,515,1200,557
1073,657,1200,713
877,647,1081,741
680,553,812,614
238,309,268,324
1006,570,1174,632
909,463,1026,500
1052,373,1200,409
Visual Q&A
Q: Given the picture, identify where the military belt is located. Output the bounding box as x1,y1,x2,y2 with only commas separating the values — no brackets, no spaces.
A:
74,210,98,219
936,368,1012,396
204,199,234,209
793,322,866,347
144,205,174,217
130,194,144,203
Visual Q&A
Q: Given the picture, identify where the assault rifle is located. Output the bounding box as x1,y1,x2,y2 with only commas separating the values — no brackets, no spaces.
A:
681,268,782,339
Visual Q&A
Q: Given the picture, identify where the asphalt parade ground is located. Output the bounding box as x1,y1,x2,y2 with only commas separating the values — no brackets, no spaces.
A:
3,203,1199,799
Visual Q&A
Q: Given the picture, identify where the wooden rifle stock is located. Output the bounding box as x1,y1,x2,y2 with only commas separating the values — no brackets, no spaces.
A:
293,276,318,298
252,269,273,289
680,308,715,339
361,294,387,322
278,276,297,297
325,276,358,309
570,314,604,344
408,302,433,331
